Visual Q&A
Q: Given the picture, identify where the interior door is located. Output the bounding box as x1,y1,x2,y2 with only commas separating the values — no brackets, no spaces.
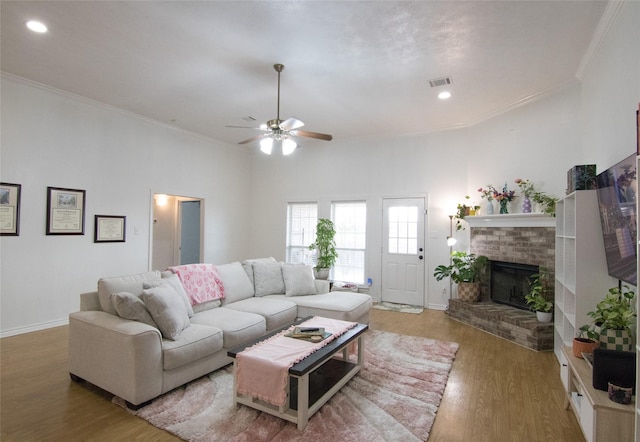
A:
381,197,426,306
179,200,201,265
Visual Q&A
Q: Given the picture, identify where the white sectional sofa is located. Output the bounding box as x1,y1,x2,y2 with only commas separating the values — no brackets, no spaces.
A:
68,258,372,408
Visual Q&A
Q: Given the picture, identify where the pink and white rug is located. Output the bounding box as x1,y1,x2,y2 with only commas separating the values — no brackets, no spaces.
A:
115,330,459,441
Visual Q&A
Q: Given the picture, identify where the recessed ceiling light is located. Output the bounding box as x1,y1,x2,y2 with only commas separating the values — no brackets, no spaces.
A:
26,20,48,33
438,91,452,100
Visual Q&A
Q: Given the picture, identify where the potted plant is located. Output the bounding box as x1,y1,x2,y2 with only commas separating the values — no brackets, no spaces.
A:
453,196,480,231
579,285,636,351
434,251,488,302
572,329,599,358
308,218,338,280
524,268,553,322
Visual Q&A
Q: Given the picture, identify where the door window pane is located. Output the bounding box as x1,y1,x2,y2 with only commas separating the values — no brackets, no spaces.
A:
388,206,418,255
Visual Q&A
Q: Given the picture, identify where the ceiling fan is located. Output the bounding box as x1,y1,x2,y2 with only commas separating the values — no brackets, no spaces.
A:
227,64,333,155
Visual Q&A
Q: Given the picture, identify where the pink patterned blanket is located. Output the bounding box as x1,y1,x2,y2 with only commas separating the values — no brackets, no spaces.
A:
236,317,357,407
167,263,225,306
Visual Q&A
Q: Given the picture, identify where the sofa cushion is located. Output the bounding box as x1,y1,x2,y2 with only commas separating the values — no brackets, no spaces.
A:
264,292,373,323
252,261,285,297
242,257,277,288
224,297,297,331
217,261,256,304
190,307,266,348
111,292,157,328
145,274,194,317
98,271,161,315
161,324,224,370
282,264,317,296
141,286,191,340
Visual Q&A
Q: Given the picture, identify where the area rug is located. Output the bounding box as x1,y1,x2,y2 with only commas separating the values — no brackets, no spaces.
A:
114,330,458,441
372,301,424,314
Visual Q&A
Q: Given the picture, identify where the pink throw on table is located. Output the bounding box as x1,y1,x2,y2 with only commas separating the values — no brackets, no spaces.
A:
168,263,225,306
236,317,358,407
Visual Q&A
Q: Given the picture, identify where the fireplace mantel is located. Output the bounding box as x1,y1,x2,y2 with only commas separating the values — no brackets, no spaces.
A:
465,213,555,228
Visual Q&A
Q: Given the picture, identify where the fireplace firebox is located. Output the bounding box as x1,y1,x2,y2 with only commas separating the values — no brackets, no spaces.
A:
490,261,539,310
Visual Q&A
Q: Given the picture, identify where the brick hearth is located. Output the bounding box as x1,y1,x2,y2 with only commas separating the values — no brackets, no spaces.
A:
447,300,554,351
447,222,555,351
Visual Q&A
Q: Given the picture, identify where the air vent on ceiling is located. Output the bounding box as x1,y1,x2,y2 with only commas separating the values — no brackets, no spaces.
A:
428,77,452,88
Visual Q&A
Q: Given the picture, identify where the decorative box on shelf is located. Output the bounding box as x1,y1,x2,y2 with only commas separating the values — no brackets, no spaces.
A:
567,164,596,193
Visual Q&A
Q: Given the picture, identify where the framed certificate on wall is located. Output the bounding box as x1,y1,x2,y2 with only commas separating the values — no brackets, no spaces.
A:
0,182,21,236
46,186,86,235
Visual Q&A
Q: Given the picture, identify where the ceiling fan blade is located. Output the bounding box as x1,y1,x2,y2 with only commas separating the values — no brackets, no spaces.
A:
238,133,269,145
290,130,333,141
226,125,263,130
279,117,305,131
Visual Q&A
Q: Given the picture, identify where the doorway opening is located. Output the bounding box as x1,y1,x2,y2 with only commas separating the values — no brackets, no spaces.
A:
151,193,204,270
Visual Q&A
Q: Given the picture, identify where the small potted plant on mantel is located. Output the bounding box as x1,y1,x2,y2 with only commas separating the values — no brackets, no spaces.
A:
524,267,553,322
309,218,338,280
434,251,488,302
579,285,636,352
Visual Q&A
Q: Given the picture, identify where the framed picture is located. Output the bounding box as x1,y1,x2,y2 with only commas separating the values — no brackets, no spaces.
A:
636,106,639,156
94,215,126,243
0,182,21,236
46,186,86,235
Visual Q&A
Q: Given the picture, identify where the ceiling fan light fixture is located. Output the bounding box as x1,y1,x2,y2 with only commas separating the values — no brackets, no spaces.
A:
282,138,297,155
260,138,273,154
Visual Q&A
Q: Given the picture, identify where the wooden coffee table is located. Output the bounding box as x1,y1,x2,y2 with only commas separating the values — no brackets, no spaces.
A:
228,321,368,430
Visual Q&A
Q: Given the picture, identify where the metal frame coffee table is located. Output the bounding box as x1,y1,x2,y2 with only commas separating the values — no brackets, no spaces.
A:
228,321,368,430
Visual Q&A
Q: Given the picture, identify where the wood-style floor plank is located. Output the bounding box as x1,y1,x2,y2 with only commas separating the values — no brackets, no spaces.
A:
1,309,584,441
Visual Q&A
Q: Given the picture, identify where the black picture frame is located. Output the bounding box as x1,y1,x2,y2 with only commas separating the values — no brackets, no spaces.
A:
46,186,86,235
0,182,21,236
94,215,126,243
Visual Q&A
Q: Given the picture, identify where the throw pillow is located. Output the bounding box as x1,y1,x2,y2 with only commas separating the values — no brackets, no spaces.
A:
242,257,277,288
252,261,285,297
145,274,195,317
282,264,317,296
140,285,190,340
111,292,158,328
97,271,161,315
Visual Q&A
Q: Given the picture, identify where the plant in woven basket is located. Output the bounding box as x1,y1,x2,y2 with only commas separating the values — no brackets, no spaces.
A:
579,285,636,350
433,252,488,284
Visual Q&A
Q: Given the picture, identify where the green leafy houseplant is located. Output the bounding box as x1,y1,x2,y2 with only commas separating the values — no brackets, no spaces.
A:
531,192,558,216
524,268,553,313
579,285,636,340
433,251,488,283
309,218,338,270
454,196,480,231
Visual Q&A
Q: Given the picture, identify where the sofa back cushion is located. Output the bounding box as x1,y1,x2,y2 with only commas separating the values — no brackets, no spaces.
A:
242,257,277,288
145,274,195,317
97,271,161,315
217,262,256,304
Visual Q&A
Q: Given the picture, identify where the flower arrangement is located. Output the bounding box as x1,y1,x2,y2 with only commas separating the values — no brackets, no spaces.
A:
477,186,494,201
514,178,535,197
492,183,516,202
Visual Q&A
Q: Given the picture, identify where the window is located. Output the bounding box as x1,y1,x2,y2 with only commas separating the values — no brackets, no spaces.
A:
388,206,418,254
332,201,366,283
286,202,317,264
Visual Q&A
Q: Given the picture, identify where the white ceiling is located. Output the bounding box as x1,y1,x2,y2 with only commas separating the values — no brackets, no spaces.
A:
1,1,609,148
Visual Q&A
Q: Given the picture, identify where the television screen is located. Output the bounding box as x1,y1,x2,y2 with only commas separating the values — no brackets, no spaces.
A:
596,153,637,285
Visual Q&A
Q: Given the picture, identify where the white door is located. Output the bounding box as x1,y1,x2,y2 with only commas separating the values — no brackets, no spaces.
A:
381,198,426,306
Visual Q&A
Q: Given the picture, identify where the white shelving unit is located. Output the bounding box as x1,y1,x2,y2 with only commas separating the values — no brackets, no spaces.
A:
554,190,613,361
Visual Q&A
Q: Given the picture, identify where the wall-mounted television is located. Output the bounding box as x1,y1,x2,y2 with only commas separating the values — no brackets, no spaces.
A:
595,153,637,285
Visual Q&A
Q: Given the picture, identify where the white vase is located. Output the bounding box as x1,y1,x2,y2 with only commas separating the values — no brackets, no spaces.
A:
536,311,552,322
485,200,494,215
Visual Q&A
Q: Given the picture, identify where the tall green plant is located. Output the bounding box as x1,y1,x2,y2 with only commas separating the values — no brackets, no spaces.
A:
309,218,338,270
433,251,488,283
524,268,553,313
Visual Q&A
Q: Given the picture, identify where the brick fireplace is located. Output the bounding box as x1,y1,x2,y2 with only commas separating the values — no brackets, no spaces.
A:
446,215,556,351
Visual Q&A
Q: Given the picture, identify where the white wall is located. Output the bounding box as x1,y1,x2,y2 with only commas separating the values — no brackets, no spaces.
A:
0,76,253,336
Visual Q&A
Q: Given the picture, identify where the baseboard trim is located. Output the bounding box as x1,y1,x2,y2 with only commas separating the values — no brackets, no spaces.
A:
1,318,69,338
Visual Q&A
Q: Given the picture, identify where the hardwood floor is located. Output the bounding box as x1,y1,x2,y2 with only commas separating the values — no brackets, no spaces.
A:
1,309,584,441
